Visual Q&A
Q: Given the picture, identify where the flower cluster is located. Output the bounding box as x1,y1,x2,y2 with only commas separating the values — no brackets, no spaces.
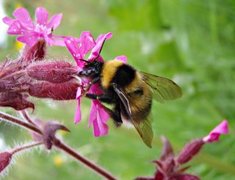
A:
136,120,229,180
2,7,126,137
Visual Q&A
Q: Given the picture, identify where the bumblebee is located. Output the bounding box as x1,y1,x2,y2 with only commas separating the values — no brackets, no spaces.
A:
78,59,182,147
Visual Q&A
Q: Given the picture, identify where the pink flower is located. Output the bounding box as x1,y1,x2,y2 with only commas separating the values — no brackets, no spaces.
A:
3,7,64,46
89,100,109,137
65,31,96,68
65,32,127,137
203,120,229,143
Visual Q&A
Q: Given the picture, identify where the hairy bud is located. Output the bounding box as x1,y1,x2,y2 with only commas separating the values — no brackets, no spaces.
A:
0,92,34,110
29,80,79,100
170,174,200,180
0,152,12,173
20,40,46,62
176,139,204,165
27,61,77,83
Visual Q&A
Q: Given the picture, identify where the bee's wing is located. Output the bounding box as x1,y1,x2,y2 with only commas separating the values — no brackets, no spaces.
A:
112,83,153,148
141,72,182,103
131,116,153,148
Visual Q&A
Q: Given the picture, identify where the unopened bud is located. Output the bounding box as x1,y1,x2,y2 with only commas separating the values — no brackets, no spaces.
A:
21,40,46,61
160,136,174,161
0,152,12,173
0,92,34,110
176,139,204,164
27,61,77,83
43,122,70,149
0,71,30,93
29,80,78,100
170,174,200,180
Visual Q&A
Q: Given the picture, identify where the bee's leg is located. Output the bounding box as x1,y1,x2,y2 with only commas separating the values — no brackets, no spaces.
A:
85,93,123,126
85,93,114,104
101,105,123,127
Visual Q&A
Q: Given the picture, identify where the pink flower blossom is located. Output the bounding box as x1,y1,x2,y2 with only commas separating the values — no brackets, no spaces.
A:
203,120,229,143
65,32,127,137
89,100,109,137
65,31,95,68
3,7,64,46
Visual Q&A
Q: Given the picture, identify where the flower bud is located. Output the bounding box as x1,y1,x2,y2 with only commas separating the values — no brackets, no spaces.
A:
29,80,78,100
160,136,174,161
20,40,46,61
0,71,30,93
176,139,204,164
0,92,34,110
169,174,200,180
0,152,12,173
42,122,70,149
0,60,26,80
27,61,77,83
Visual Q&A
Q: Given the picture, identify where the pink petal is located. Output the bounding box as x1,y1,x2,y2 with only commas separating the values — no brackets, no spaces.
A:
115,55,127,63
74,98,82,124
13,8,33,27
76,87,82,99
88,32,112,61
65,32,95,67
17,33,39,46
35,7,49,25
49,35,66,46
89,100,97,127
79,31,96,59
2,17,15,25
65,37,84,66
89,100,109,137
7,21,22,35
89,83,103,94
47,13,63,29
98,103,110,122
93,115,109,137
203,120,229,143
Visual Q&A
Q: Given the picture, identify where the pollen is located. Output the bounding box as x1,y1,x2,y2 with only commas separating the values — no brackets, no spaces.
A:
53,155,64,167
15,40,24,51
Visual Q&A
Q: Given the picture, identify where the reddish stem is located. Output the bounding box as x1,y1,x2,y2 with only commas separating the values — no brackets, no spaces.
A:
54,139,116,180
0,111,116,179
11,142,43,154
0,111,41,134
20,110,36,125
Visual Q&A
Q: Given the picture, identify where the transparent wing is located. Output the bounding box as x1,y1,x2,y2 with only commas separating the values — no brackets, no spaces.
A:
131,116,153,148
141,72,182,103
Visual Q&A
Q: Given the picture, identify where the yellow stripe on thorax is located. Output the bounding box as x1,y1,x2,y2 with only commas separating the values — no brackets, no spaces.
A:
101,60,123,89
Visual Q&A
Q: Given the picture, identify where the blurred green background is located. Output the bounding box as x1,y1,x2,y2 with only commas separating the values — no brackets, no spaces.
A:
0,0,235,179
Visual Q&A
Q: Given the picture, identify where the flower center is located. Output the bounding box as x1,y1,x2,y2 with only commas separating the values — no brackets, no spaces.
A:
35,24,51,35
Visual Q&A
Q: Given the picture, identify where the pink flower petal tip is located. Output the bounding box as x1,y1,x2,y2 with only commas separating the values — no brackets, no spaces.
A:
203,120,229,143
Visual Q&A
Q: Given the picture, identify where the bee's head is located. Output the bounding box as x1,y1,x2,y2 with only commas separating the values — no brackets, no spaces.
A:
78,59,103,78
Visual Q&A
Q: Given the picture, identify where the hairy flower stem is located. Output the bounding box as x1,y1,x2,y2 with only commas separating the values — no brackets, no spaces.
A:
0,112,41,134
55,140,116,180
11,142,43,154
20,110,37,126
0,111,116,180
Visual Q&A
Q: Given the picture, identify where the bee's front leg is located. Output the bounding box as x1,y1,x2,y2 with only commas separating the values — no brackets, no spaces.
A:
85,93,114,103
85,93,123,126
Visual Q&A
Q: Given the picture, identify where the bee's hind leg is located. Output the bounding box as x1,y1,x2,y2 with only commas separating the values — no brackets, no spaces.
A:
85,93,123,126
